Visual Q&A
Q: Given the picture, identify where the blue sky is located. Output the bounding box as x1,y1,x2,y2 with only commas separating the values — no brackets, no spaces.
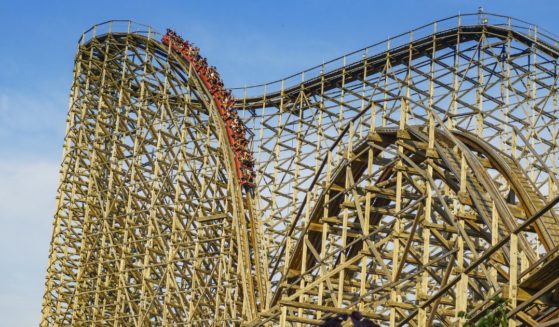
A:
0,1,558,325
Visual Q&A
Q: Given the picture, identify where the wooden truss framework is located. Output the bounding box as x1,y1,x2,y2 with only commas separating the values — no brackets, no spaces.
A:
42,14,559,326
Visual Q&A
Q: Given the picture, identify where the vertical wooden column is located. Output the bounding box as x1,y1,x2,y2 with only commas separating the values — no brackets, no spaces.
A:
382,40,390,128
390,31,413,327
112,26,135,325
552,75,558,198
509,233,519,327
529,27,538,187
490,203,499,287
455,154,468,324
316,66,327,321
360,143,373,312
358,48,369,139
278,78,289,326
505,22,513,158
418,21,437,327
359,52,373,312
297,193,311,326
262,85,273,310
325,149,335,299
476,26,486,137
337,123,354,306
449,15,461,130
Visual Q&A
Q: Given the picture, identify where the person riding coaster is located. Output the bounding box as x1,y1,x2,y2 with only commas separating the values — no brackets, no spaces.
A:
222,108,237,121
233,138,248,149
163,29,256,190
239,153,255,167
240,167,256,185
230,118,245,133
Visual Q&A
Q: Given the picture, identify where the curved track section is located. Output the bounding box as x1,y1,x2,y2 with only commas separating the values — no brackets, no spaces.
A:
256,126,559,326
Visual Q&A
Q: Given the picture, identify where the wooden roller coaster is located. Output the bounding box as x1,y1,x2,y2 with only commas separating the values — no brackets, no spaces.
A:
41,13,559,326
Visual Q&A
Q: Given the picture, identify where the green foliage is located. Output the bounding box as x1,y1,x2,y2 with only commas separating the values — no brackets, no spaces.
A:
458,296,510,327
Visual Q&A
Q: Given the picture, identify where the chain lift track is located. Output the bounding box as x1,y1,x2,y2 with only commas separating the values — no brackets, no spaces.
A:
41,13,559,326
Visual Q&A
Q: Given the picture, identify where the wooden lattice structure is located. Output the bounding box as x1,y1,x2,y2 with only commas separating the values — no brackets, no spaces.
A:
42,14,559,326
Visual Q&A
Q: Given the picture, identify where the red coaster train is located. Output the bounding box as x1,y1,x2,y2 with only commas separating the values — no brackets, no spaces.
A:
163,29,256,190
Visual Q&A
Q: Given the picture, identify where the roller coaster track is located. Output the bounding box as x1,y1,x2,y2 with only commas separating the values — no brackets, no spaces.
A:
258,125,558,324
41,13,559,326
235,24,559,110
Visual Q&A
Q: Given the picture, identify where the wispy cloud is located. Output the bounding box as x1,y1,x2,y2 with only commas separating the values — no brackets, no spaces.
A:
0,88,67,159
0,159,59,326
